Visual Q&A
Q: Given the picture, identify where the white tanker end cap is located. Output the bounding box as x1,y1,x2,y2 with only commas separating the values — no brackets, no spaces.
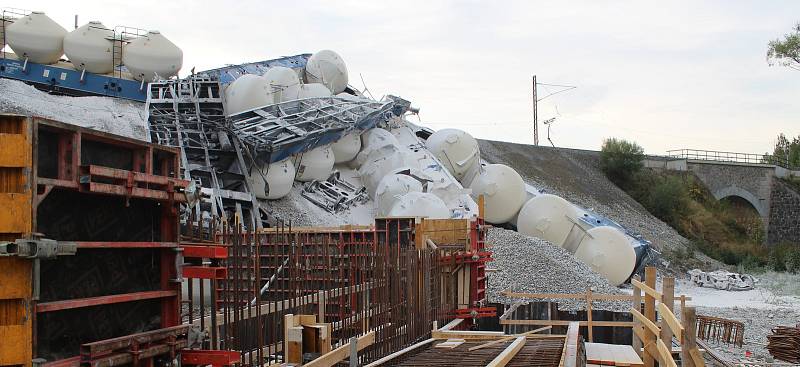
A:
574,226,637,286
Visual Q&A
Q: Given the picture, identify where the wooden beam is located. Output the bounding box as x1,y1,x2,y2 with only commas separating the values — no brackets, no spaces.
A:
643,267,657,367
486,336,526,367
681,306,700,367
658,303,683,343
631,308,660,336
632,274,643,357
502,319,633,328
305,331,375,367
432,330,507,340
502,291,634,301
631,278,662,302
656,339,677,367
586,288,594,343
468,326,552,352
438,318,464,331
363,339,435,367
561,322,580,367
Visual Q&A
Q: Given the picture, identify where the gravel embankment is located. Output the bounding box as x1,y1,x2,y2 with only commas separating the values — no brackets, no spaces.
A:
478,139,721,272
487,227,630,312
0,78,149,141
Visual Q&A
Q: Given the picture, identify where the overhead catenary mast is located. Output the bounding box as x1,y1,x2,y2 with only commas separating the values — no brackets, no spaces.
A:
532,76,576,146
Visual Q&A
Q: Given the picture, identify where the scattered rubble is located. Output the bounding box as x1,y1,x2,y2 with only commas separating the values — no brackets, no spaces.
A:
688,269,757,291
486,227,629,312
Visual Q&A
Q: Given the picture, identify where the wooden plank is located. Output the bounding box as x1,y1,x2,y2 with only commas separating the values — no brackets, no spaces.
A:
502,291,634,301
468,326,552,351
587,288,594,343
658,303,683,343
486,336,526,367
435,339,466,349
305,331,375,367
432,330,507,340
438,318,464,331
681,306,699,367
656,339,677,367
363,338,434,367
659,277,676,356
689,348,705,367
562,322,580,367
642,267,657,367
631,274,643,357
501,319,633,327
630,308,659,336
631,279,662,303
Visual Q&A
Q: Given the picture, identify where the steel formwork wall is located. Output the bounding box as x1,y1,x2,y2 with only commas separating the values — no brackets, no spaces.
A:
0,114,188,367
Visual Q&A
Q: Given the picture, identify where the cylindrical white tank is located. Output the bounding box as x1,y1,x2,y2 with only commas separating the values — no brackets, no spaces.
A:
517,194,580,247
64,21,114,73
298,83,332,98
122,30,183,81
574,226,636,286
386,192,450,219
250,159,296,200
331,132,361,164
305,50,348,94
469,164,526,224
263,66,301,103
293,145,334,182
352,128,400,168
224,74,271,116
358,146,416,197
425,128,481,184
1,16,16,49
375,174,424,217
6,11,67,64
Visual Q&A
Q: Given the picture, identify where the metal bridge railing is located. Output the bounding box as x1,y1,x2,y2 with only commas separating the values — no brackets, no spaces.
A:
666,148,794,169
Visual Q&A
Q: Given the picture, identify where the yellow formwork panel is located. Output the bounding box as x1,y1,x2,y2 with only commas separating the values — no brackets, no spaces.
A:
0,114,32,367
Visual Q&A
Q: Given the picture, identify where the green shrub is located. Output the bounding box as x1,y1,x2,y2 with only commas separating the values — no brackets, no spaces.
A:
644,176,689,227
600,138,644,190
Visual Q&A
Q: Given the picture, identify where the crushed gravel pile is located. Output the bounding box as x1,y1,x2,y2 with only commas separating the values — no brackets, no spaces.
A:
487,227,629,312
0,78,149,141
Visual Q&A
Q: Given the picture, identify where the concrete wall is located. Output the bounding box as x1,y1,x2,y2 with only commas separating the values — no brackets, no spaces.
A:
768,179,800,245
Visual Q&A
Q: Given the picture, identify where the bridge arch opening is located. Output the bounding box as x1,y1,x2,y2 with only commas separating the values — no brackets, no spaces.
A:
719,194,765,243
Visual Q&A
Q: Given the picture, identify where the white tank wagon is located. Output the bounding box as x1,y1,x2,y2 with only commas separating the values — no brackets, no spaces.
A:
331,132,361,164
352,128,400,168
469,163,526,224
122,30,182,81
425,128,481,185
64,21,114,74
1,14,17,49
386,191,450,219
224,74,272,116
250,159,296,200
6,11,67,64
517,194,581,247
298,83,332,98
375,173,424,217
293,145,335,182
389,124,479,218
305,49,348,94
574,226,637,286
263,66,301,103
358,144,417,197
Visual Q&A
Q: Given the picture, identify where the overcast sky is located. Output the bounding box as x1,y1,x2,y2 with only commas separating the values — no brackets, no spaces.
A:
10,1,800,153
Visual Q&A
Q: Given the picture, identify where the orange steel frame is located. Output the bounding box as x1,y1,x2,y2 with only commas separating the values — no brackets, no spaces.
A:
0,114,189,367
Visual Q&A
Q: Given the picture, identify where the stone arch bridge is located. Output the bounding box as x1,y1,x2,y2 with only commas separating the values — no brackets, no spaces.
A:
646,149,800,245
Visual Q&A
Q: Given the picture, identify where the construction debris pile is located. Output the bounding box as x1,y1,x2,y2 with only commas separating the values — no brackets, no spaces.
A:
486,227,629,311
767,325,800,363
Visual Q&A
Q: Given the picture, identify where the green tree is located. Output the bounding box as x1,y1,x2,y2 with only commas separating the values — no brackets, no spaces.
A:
600,138,644,190
768,23,800,71
765,133,800,168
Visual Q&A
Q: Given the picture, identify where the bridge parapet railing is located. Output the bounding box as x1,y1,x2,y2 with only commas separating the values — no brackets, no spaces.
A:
666,149,794,169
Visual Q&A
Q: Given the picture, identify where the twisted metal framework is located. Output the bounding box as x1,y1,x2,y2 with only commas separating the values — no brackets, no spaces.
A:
228,96,396,163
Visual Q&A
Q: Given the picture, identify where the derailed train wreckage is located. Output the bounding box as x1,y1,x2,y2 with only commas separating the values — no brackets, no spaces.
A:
0,9,659,366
